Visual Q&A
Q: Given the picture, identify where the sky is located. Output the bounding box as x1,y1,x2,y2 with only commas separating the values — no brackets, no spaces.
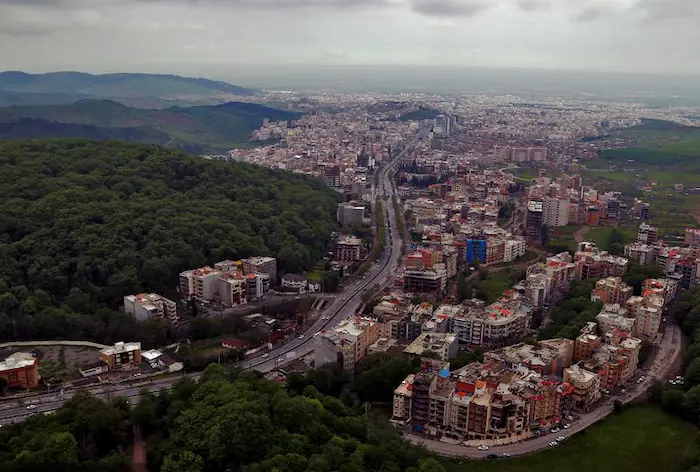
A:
0,0,699,76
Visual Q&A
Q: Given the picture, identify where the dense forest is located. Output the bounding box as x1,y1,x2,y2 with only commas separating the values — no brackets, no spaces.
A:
0,139,340,342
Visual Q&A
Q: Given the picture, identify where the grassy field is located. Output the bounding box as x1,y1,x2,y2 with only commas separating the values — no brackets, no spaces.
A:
452,406,698,472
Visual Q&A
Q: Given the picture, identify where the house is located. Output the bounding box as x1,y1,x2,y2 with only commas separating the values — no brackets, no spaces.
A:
78,361,109,378
99,342,142,371
281,274,308,291
0,352,39,390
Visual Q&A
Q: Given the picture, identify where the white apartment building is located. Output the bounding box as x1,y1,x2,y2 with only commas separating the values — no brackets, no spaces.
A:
314,317,381,371
503,239,526,263
543,197,569,227
123,293,177,323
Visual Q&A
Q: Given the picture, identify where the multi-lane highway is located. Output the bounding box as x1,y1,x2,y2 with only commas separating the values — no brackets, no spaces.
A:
0,128,427,426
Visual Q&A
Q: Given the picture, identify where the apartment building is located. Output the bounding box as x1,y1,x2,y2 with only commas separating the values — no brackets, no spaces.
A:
685,227,700,246
179,266,220,301
242,256,278,286
99,342,142,371
590,277,633,305
626,294,664,340
314,316,381,371
526,201,544,245
217,272,248,307
596,304,635,336
335,235,363,262
403,264,447,295
574,242,629,279
624,242,657,265
123,293,178,323
543,196,569,227
483,339,574,377
405,333,459,360
562,364,601,412
503,238,526,263
337,202,366,227
0,352,39,390
450,297,532,349
637,223,659,244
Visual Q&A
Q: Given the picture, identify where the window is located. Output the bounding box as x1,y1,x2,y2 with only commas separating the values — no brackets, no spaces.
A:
9,372,18,381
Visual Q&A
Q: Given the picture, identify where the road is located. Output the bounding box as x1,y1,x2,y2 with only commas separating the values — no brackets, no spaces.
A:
0,128,429,426
404,323,682,458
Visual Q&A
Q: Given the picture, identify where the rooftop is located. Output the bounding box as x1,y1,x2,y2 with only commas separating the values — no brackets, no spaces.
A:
0,352,36,372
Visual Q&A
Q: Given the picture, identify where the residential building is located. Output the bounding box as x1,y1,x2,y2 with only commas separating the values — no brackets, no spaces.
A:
624,242,657,265
543,196,569,227
403,264,447,295
574,242,628,279
626,294,663,340
281,274,308,291
242,256,278,286
99,342,142,371
562,364,601,412
335,235,363,262
526,201,544,245
504,239,526,263
314,316,381,371
404,333,459,360
685,227,700,246
590,277,633,305
337,202,366,227
637,223,658,244
217,272,248,307
123,293,178,323
450,296,532,349
466,239,487,265
0,352,39,390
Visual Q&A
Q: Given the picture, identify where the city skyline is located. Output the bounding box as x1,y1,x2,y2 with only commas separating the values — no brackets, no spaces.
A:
1,0,699,75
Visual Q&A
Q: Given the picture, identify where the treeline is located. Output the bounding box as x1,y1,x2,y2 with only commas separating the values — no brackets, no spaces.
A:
0,139,341,343
538,279,602,340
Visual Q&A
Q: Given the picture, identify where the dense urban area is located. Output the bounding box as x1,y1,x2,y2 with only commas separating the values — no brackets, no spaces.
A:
3,80,700,472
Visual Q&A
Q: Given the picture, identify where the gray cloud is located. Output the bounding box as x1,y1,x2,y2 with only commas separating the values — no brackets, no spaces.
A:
409,0,492,17
572,6,607,22
516,0,550,12
634,0,700,20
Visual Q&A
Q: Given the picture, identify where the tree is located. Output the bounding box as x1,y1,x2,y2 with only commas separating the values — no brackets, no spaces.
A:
162,451,204,472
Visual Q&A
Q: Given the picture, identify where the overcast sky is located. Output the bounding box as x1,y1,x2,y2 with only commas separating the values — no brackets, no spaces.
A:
0,0,698,75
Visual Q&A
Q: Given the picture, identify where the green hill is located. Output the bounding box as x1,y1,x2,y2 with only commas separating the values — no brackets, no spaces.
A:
0,99,300,153
0,139,341,343
0,71,258,107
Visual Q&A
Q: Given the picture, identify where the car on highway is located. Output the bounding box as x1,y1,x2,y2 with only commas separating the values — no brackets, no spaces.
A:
26,405,36,410
342,297,347,301
262,353,269,358
477,445,489,451
298,335,304,339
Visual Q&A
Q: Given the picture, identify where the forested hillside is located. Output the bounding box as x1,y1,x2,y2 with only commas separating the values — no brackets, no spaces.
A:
0,100,299,153
0,139,340,342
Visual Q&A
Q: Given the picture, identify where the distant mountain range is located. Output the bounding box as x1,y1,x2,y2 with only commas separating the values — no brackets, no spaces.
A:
0,99,299,153
0,71,258,108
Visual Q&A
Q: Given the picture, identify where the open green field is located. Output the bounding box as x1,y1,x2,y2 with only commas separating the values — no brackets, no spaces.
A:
453,406,698,472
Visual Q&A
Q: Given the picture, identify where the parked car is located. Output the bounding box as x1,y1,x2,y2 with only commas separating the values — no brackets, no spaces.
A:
549,441,558,447
556,436,565,442
563,423,571,429
26,405,36,410
500,453,511,458
262,353,269,358
487,454,498,459
550,427,560,433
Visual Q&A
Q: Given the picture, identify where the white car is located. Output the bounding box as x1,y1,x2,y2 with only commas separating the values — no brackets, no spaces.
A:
556,436,565,442
477,445,489,451
262,353,269,358
549,441,558,447
298,335,304,339
550,427,560,433
26,405,36,410
563,424,571,429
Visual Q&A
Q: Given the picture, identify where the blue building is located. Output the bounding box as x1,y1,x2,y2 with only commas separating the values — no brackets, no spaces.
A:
466,239,487,265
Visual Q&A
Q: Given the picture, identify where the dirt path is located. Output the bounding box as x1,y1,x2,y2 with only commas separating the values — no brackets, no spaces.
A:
132,426,148,472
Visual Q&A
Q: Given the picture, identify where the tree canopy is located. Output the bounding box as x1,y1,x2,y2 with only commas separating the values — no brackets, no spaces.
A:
0,139,340,342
